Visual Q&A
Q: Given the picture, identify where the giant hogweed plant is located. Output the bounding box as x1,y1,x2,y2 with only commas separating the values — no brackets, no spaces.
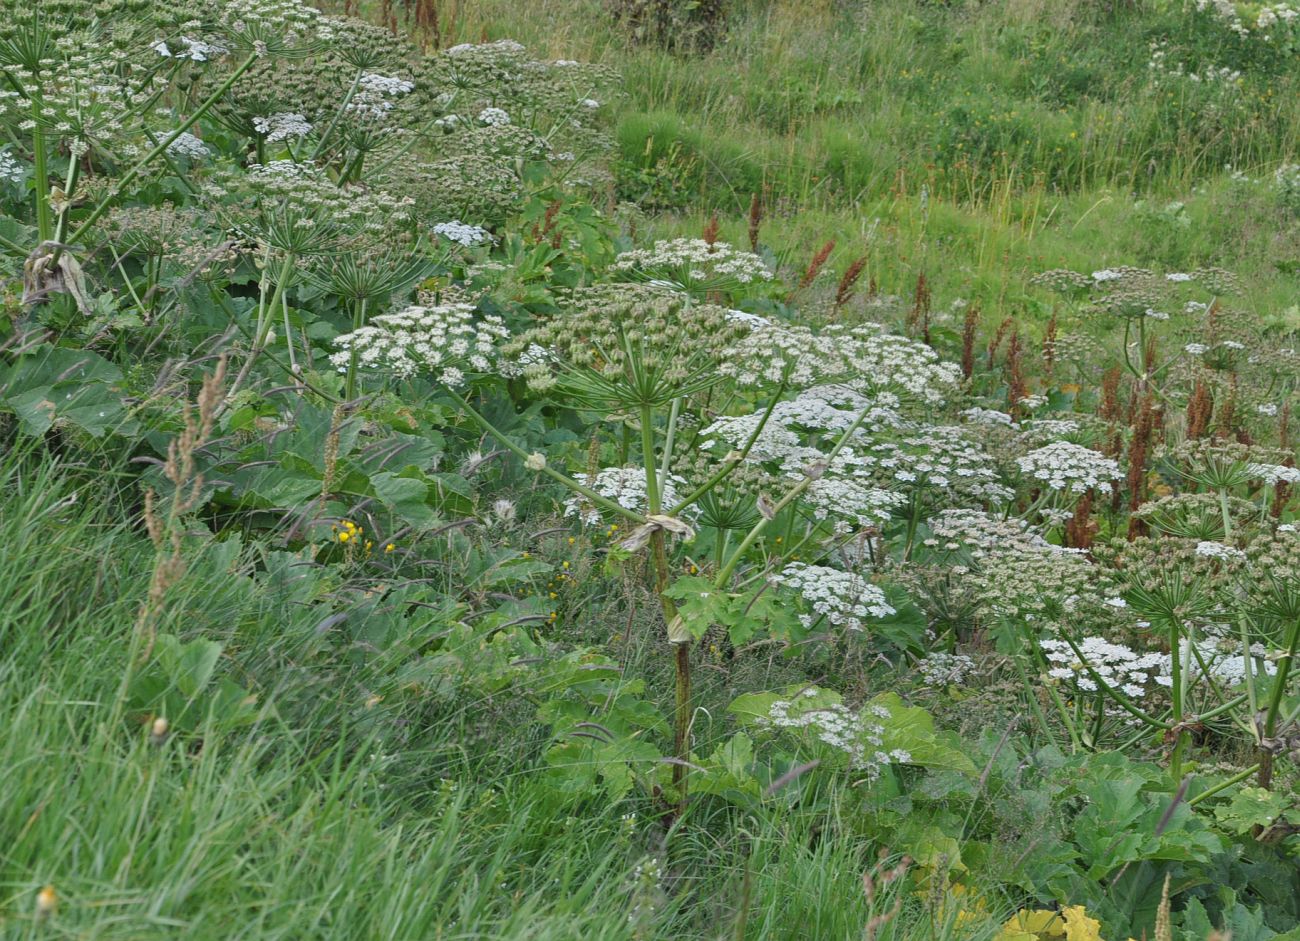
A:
329,246,1002,810
0,0,615,355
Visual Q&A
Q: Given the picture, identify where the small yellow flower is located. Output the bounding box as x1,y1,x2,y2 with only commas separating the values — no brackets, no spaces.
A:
338,531,350,543
385,543,395,553
36,885,57,917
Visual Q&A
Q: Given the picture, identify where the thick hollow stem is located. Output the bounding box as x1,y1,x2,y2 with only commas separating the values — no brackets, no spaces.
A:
31,117,51,242
345,297,367,401
311,68,363,162
714,399,873,590
228,252,295,401
1168,617,1186,782
444,387,646,524
639,402,692,812
1258,615,1300,788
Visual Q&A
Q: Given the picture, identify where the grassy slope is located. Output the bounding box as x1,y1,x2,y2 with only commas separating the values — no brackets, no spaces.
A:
6,1,1300,937
0,451,928,938
450,0,1300,330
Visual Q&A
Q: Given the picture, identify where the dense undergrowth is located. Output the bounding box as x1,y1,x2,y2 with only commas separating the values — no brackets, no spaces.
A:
2,1,1300,939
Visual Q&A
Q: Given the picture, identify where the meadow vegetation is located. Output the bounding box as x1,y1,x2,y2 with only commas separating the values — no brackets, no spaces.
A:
2,1,1300,939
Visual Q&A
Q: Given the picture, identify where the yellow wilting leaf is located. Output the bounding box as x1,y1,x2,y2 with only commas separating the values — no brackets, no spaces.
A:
997,909,1067,940
1060,906,1104,941
997,905,1106,941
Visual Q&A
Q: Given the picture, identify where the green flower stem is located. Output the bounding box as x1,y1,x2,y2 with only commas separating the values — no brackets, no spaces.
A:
50,140,80,247
1185,626,1233,714
311,68,363,162
1089,693,1106,750
1240,616,1261,727
107,243,149,314
0,229,26,255
344,297,367,401
1059,633,1172,731
443,386,647,525
1025,627,1083,750
1187,763,1263,807
30,99,51,242
340,149,366,184
1262,615,1300,736
668,381,786,517
57,53,259,260
209,287,338,402
713,400,871,590
1012,654,1061,750
640,398,692,815
282,297,299,377
1168,615,1187,782
1258,615,1300,788
1195,691,1249,722
640,403,661,516
658,396,681,506
903,493,924,561
228,252,295,402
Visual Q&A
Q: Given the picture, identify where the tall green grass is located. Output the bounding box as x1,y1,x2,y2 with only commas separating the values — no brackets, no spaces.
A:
411,0,1300,327
0,444,1002,939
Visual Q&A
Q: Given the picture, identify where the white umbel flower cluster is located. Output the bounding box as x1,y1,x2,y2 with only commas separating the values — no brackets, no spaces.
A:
842,426,1013,504
1017,441,1120,495
1041,637,1166,698
153,36,228,61
329,303,510,385
719,325,846,389
477,107,511,126
916,652,976,686
720,324,960,405
1248,463,1300,485
165,132,212,160
0,149,24,184
253,112,312,142
924,509,1060,558
755,689,908,779
562,466,689,525
1043,631,1275,706
612,239,774,291
803,475,905,534
698,387,904,470
830,326,962,406
961,407,1015,427
1195,540,1246,561
350,74,415,122
771,563,896,633
432,220,492,247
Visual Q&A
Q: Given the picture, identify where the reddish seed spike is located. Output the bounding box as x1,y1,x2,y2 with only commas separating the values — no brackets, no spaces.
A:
797,239,835,291
833,255,868,314
960,303,979,380
702,212,719,246
746,193,763,252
